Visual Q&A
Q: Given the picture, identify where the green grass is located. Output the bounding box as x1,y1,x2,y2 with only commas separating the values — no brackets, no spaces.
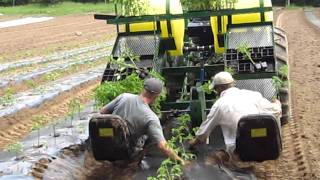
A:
0,2,114,16
285,4,313,10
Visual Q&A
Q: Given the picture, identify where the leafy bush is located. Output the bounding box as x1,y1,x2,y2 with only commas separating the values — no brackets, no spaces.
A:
111,0,149,16
0,0,13,6
94,73,144,107
0,0,32,6
180,0,238,11
95,71,166,115
39,0,60,5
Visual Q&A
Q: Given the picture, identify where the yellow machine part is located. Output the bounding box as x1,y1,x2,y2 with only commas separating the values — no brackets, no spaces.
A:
210,0,273,54
129,0,185,56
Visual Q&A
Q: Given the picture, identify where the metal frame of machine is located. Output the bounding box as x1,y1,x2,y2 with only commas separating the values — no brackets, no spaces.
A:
95,0,289,126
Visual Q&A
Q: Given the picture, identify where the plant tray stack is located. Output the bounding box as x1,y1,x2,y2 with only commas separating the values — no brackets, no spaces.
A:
225,46,274,72
224,24,275,73
101,33,161,82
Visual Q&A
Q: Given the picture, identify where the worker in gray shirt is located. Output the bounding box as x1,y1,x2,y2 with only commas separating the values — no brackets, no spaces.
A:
100,78,185,165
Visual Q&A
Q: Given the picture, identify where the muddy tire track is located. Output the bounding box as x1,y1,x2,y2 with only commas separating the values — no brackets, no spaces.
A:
254,9,320,180
283,9,320,179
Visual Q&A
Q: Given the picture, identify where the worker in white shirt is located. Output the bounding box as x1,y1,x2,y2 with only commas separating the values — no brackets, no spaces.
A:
189,71,282,161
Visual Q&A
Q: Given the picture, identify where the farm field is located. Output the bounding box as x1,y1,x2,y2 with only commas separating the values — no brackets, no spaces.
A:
0,7,320,180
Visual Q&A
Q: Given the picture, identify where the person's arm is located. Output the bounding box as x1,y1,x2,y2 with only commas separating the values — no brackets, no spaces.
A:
195,102,221,142
147,120,185,165
100,106,110,114
158,140,185,165
189,102,222,149
100,94,123,114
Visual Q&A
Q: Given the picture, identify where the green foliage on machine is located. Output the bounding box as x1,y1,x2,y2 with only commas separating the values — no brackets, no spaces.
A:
272,64,289,92
224,66,236,75
108,47,140,80
180,0,237,11
94,71,166,115
201,80,213,94
95,73,143,107
236,43,256,65
278,65,288,80
111,0,149,16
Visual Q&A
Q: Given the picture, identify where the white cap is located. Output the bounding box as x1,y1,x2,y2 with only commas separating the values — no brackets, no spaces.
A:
209,71,234,89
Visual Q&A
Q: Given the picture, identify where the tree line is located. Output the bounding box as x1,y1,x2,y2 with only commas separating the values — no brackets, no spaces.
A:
1,0,319,8
0,0,111,6
273,0,320,6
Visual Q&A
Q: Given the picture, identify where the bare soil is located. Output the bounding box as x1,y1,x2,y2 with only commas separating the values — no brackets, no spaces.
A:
252,9,320,179
0,14,112,149
0,14,115,62
281,9,320,179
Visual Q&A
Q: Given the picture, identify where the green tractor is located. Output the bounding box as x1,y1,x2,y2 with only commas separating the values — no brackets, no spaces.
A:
94,0,289,162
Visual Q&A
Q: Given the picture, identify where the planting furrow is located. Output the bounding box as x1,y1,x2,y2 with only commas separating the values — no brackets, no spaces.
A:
0,81,98,150
28,28,115,50
0,19,97,37
0,15,94,33
0,46,110,77
0,51,110,89
0,41,113,73
0,65,105,119
1,26,114,52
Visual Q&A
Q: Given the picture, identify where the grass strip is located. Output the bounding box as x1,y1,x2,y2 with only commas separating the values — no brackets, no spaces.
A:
0,2,114,16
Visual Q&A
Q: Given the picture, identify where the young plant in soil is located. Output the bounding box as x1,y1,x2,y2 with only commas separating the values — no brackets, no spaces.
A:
43,72,60,81
52,122,59,137
32,115,46,148
26,80,38,89
6,142,23,160
0,88,15,106
148,114,196,180
76,123,86,134
67,98,82,128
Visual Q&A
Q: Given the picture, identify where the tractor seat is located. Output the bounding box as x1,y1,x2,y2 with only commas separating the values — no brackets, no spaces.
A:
235,114,282,162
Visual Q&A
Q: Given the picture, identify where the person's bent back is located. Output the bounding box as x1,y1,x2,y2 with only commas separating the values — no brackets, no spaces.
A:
100,78,185,164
